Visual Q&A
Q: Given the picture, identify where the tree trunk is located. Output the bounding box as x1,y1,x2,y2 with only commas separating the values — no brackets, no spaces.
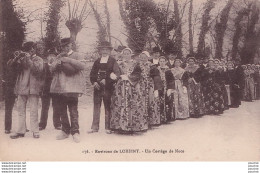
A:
197,0,216,57
70,31,78,50
89,0,107,43
215,0,234,60
240,1,260,64
188,0,194,55
104,0,111,43
231,8,250,61
173,0,183,59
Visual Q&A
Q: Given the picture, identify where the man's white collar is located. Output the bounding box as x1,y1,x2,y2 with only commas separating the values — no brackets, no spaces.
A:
153,58,159,64
100,56,109,63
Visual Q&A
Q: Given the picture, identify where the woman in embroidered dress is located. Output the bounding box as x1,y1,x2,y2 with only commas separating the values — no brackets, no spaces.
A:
182,56,204,118
243,64,255,101
201,59,225,115
214,59,229,109
165,59,189,120
110,48,149,133
254,65,260,100
157,56,170,123
140,51,163,126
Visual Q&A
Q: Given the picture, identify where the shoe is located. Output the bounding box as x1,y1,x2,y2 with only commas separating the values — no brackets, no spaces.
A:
5,130,11,134
87,129,98,134
72,133,80,143
39,127,45,131
10,133,25,139
33,132,40,139
56,131,69,140
55,126,62,130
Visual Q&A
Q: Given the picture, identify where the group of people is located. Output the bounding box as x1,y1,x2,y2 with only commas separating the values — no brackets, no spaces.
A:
5,38,85,143
88,42,260,134
3,39,260,143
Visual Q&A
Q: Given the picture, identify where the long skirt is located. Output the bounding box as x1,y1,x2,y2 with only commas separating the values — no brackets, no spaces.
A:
187,80,205,118
244,77,255,101
220,83,229,109
147,78,161,126
202,81,225,115
173,80,189,119
230,84,241,107
110,79,149,132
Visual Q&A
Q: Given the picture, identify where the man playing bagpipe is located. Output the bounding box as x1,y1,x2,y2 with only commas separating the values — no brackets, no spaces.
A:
49,38,85,143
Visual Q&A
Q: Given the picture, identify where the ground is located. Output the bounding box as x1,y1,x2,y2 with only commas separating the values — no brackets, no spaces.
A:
0,96,259,161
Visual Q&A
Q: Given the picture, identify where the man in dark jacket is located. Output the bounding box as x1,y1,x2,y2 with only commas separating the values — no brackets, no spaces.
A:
89,41,121,134
38,45,62,131
166,51,178,69
149,47,161,66
4,53,20,134
234,59,245,107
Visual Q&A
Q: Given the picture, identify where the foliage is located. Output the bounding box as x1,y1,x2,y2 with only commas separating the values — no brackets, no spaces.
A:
197,0,217,57
44,0,65,54
240,1,260,64
118,0,156,51
0,0,25,53
0,0,26,99
89,0,109,44
215,0,234,59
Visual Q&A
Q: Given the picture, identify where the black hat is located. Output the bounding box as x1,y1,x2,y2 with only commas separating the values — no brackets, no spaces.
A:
60,38,71,47
97,41,113,50
22,41,36,52
152,47,161,54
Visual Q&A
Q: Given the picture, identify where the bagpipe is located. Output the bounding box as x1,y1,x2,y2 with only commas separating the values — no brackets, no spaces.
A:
13,50,31,63
48,52,80,76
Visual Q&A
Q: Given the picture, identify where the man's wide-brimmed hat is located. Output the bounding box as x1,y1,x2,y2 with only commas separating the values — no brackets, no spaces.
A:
97,41,113,50
60,38,71,47
22,41,36,52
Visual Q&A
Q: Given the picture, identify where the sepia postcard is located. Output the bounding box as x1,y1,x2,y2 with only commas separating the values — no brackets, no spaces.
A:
0,0,259,162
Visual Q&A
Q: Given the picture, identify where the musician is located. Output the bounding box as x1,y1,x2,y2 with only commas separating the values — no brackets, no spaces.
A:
10,42,44,139
49,38,85,143
4,52,20,134
89,41,121,134
38,46,61,131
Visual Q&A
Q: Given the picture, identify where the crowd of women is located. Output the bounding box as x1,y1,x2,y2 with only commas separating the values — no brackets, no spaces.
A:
107,46,260,134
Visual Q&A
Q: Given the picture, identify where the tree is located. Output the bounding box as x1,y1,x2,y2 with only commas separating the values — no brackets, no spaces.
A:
215,0,234,59
197,0,216,57
188,0,194,54
118,0,156,51
240,1,260,64
231,7,250,61
65,0,90,50
151,2,176,53
173,0,183,59
0,0,25,100
89,0,110,44
44,0,65,53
